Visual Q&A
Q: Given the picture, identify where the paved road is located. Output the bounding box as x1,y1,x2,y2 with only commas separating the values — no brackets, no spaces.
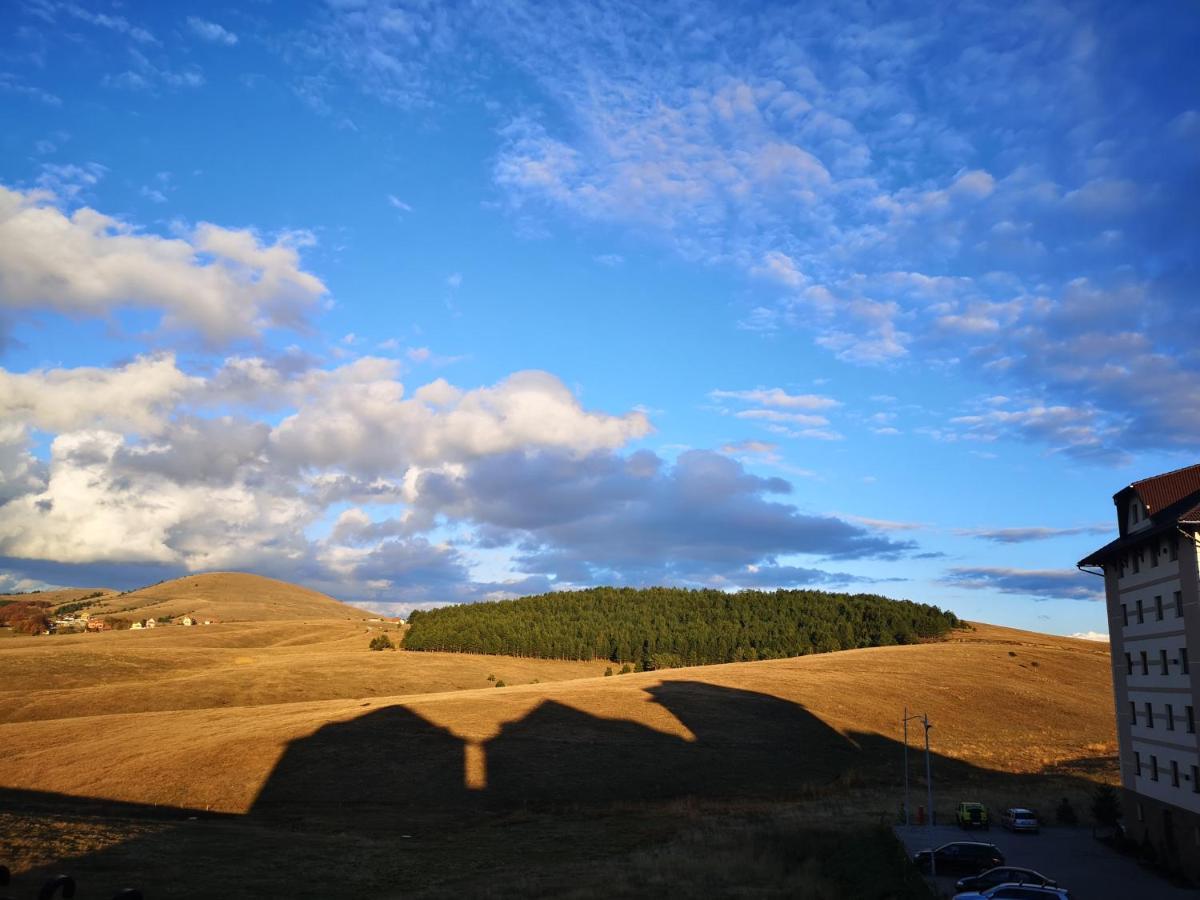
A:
894,824,1197,899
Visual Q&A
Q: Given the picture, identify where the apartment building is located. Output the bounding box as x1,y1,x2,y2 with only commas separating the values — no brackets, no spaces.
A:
1079,463,1200,878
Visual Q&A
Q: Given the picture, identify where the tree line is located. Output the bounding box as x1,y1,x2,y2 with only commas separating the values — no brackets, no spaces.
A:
403,587,961,667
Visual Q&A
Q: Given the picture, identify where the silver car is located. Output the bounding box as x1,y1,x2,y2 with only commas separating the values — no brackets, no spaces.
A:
1000,807,1041,833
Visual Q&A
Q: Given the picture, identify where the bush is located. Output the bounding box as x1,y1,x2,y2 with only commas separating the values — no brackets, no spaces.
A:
494,680,506,688
487,673,496,682
604,667,613,677
369,634,394,651
619,663,633,674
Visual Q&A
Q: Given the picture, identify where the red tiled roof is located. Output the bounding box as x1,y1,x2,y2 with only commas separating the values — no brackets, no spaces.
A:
1131,462,1200,514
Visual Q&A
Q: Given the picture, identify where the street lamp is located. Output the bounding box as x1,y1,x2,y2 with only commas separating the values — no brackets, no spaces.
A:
903,709,935,878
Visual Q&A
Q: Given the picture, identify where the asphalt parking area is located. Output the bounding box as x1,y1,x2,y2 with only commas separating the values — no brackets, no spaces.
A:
894,824,1196,899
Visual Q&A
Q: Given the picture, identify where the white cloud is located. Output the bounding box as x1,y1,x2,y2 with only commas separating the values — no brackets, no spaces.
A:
187,17,238,46
710,387,839,410
446,272,463,288
387,194,412,212
0,354,198,434
1069,631,1108,642
0,185,327,342
270,365,653,477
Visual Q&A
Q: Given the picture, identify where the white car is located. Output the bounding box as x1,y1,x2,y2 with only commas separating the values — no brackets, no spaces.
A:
1000,807,1040,833
954,884,1070,900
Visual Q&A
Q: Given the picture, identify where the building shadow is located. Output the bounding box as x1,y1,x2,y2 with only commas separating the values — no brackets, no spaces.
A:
2,680,1112,896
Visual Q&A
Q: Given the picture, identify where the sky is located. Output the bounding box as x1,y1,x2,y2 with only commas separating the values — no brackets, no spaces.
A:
0,0,1197,636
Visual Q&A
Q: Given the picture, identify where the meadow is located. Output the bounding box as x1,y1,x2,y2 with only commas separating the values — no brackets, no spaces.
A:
0,575,1117,897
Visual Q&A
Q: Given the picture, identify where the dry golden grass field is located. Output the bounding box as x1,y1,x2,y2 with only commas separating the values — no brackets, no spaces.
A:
0,575,1118,898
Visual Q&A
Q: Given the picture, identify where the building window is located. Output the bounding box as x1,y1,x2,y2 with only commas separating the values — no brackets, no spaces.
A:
1183,648,1190,675
1146,701,1155,727
1176,591,1184,618
1152,754,1159,780
1193,766,1199,793
1136,752,1142,775
1142,650,1149,675
1122,603,1129,626
1138,802,1145,822
1152,545,1160,568
1173,760,1180,787
1167,703,1175,730
1125,652,1133,675
1131,701,1138,725
1171,539,1180,562
1133,551,1141,574
1138,599,1145,624
1133,502,1141,524
1162,648,1170,673
1157,595,1165,620
1187,705,1194,733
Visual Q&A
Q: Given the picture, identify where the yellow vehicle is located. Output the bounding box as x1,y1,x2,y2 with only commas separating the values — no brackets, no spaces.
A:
956,801,990,830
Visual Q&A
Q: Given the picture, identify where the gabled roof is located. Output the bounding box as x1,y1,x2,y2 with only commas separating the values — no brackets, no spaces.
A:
1127,462,1200,516
1078,463,1200,567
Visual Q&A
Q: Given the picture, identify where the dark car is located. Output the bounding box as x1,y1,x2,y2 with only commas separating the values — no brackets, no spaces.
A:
956,866,1057,893
914,841,1005,874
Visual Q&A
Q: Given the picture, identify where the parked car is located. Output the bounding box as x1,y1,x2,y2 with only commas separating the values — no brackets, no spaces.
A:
914,841,1004,874
953,884,1071,900
1000,807,1041,833
957,801,991,829
956,867,1057,893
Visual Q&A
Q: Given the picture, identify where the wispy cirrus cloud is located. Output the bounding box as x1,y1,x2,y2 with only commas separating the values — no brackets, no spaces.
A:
957,525,1111,544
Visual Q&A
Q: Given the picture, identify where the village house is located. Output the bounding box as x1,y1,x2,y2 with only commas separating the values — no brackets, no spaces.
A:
179,615,195,627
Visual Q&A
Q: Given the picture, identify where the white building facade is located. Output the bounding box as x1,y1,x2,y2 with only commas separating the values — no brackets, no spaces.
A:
1080,464,1200,879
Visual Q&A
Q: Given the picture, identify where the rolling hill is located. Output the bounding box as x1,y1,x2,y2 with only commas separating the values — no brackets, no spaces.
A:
80,572,369,623
0,622,1115,816
0,577,1119,898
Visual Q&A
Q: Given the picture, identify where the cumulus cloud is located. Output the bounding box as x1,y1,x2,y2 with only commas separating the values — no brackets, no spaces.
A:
1069,631,1108,642
0,354,198,434
942,567,1104,602
0,186,326,342
270,365,652,477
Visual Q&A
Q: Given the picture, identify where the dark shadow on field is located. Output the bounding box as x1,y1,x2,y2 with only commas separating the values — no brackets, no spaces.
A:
2,680,1115,897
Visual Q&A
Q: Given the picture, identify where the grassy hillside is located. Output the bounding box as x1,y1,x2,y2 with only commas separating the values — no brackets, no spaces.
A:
0,620,1115,897
82,572,369,623
0,622,1114,814
0,619,607,724
0,588,116,611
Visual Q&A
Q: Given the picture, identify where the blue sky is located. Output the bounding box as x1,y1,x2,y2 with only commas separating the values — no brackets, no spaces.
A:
0,1,1197,637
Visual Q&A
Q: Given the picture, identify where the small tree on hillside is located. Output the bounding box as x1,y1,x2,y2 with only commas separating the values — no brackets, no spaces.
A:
369,634,394,651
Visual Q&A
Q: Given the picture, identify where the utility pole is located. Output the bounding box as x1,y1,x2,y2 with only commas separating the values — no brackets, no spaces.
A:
903,710,935,877
902,707,910,826
924,713,935,878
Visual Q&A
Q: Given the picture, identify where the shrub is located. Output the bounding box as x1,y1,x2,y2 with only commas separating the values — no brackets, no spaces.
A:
494,680,506,688
369,634,394,651
487,673,496,682
604,667,613,677
619,663,633,674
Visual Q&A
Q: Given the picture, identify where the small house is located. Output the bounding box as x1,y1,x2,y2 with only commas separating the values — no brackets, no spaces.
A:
179,615,195,627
